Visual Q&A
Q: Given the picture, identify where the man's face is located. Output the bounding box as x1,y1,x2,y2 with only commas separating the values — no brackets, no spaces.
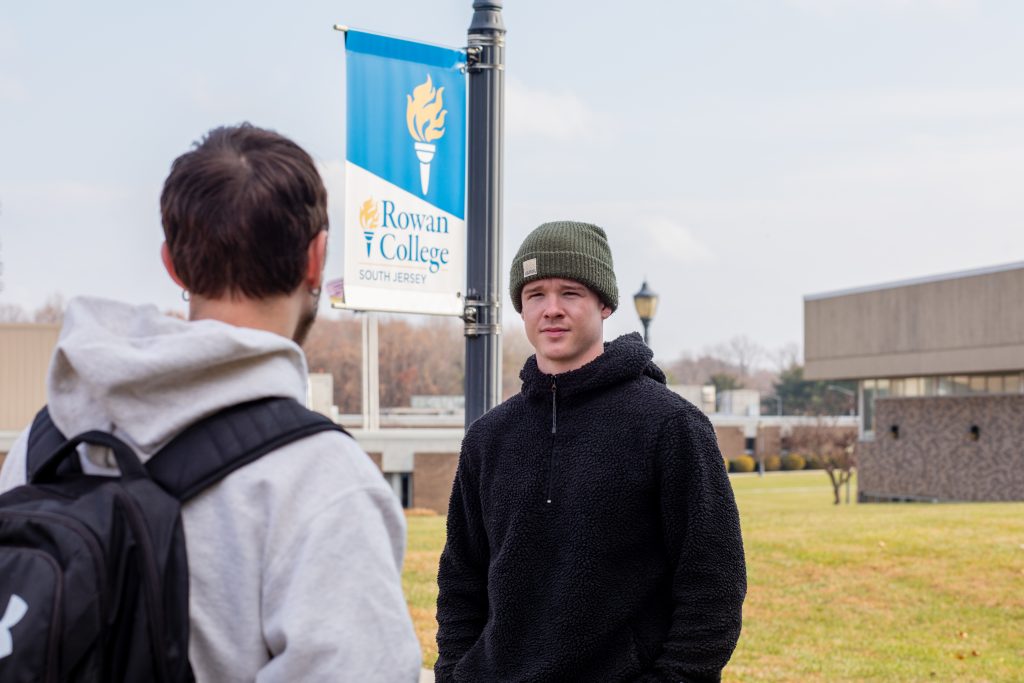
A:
520,277,611,375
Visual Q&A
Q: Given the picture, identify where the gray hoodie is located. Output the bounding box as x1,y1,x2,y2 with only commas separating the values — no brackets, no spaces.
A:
0,297,422,682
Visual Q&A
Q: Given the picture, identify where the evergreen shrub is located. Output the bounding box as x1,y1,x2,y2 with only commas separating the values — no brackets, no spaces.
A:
730,456,757,473
781,453,806,471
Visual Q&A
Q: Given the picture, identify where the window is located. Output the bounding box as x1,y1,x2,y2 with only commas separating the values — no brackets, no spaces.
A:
1006,374,1022,395
969,376,987,394
987,375,1004,394
861,380,877,436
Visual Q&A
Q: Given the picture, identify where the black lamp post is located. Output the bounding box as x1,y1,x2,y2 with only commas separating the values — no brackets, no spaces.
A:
633,279,659,346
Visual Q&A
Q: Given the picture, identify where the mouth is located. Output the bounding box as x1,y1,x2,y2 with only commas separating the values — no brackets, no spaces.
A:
540,327,568,338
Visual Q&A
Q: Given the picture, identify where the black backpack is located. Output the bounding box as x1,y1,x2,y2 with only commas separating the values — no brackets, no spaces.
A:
0,397,347,682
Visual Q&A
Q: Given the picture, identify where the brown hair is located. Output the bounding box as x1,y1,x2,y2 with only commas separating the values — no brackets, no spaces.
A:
160,123,328,299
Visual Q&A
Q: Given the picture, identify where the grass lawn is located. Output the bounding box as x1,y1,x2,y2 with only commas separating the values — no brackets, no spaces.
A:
403,471,1024,681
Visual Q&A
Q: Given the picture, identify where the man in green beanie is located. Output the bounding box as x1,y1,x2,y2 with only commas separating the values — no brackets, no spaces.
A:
435,220,746,683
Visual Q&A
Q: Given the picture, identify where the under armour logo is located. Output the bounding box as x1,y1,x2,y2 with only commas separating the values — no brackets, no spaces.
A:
0,595,28,659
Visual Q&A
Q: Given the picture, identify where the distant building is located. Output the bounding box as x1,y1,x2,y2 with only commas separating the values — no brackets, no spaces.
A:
0,323,60,463
805,261,1024,502
667,384,716,415
717,389,761,417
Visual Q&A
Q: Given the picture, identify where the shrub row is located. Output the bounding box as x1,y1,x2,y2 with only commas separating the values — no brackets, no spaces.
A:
727,453,829,473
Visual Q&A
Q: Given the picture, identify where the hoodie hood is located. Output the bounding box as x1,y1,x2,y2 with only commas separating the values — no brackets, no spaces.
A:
519,332,666,400
47,297,308,458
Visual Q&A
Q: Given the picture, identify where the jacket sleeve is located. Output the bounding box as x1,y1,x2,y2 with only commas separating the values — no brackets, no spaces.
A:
637,409,746,683
434,445,490,682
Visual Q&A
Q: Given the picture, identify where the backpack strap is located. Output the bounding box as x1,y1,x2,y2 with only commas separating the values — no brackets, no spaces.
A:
26,407,81,481
146,397,349,502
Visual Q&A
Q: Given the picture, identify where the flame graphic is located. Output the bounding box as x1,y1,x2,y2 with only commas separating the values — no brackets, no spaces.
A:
359,198,379,230
406,75,447,143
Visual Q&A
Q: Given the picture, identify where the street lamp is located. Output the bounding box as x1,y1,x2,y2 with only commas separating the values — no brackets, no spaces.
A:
633,279,659,346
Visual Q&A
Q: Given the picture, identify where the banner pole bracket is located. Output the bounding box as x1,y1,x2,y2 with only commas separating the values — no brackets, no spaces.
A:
462,299,501,338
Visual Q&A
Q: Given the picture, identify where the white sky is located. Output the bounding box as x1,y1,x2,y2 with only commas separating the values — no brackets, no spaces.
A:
2,1,1022,361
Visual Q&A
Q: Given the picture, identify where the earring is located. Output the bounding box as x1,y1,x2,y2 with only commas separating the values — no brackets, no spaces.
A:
310,287,322,298
181,290,191,302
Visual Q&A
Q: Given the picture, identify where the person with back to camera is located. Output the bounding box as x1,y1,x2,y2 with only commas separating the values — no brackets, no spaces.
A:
0,124,422,682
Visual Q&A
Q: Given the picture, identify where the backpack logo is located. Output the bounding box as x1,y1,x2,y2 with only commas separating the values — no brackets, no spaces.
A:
0,594,28,658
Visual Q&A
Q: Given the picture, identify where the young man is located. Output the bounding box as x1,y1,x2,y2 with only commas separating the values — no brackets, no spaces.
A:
0,124,422,681
435,221,746,682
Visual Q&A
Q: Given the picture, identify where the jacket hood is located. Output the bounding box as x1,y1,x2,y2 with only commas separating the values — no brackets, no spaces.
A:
46,297,308,457
519,332,666,399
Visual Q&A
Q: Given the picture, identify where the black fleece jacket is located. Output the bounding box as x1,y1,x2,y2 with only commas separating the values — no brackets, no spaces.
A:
435,333,746,683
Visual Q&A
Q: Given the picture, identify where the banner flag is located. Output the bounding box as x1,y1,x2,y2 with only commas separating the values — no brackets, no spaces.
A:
328,30,467,316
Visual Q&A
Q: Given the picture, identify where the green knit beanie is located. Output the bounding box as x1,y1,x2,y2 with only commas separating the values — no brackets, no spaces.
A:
509,220,618,313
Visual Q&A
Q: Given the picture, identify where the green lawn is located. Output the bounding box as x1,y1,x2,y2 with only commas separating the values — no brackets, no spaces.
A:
404,471,1024,681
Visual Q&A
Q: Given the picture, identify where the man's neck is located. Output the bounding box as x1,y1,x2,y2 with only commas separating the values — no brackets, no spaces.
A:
188,293,300,341
535,344,605,375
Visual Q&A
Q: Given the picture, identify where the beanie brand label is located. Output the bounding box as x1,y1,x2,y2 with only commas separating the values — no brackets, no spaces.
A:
523,258,537,277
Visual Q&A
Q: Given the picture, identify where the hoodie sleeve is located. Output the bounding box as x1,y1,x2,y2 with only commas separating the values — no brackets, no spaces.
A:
434,446,490,682
636,409,746,683
257,483,422,683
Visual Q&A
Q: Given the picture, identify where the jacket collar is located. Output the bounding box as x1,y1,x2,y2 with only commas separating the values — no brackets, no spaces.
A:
519,332,666,400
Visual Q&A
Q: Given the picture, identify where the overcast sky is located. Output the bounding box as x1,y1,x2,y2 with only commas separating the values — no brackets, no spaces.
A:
2,0,1022,363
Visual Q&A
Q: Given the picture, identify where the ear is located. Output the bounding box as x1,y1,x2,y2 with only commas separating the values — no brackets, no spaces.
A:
600,304,613,321
305,230,329,288
161,243,186,289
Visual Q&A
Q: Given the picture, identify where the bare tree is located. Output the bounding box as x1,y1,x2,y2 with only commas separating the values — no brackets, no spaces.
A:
33,293,66,324
716,335,764,378
0,303,28,322
501,326,533,399
789,418,858,505
303,315,363,413
768,342,801,374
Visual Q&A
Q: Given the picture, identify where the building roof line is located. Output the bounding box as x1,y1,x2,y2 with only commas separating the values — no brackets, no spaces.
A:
804,260,1024,302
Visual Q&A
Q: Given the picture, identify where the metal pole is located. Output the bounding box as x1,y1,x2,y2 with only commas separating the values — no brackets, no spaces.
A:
642,320,650,346
361,312,381,431
464,0,505,428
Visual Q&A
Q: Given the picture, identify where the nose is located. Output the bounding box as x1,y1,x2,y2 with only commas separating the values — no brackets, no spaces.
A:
542,294,564,318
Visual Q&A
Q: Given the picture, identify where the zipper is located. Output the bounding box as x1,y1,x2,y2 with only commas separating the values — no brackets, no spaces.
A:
546,380,557,504
550,381,558,435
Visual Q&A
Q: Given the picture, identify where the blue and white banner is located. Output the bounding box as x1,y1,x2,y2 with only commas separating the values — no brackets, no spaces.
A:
329,30,466,316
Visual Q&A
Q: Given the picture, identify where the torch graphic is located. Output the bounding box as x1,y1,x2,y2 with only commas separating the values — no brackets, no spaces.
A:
359,198,380,257
406,74,447,195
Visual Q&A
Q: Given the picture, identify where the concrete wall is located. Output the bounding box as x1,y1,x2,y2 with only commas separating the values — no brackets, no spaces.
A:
412,452,459,515
858,395,1024,502
805,264,1024,380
